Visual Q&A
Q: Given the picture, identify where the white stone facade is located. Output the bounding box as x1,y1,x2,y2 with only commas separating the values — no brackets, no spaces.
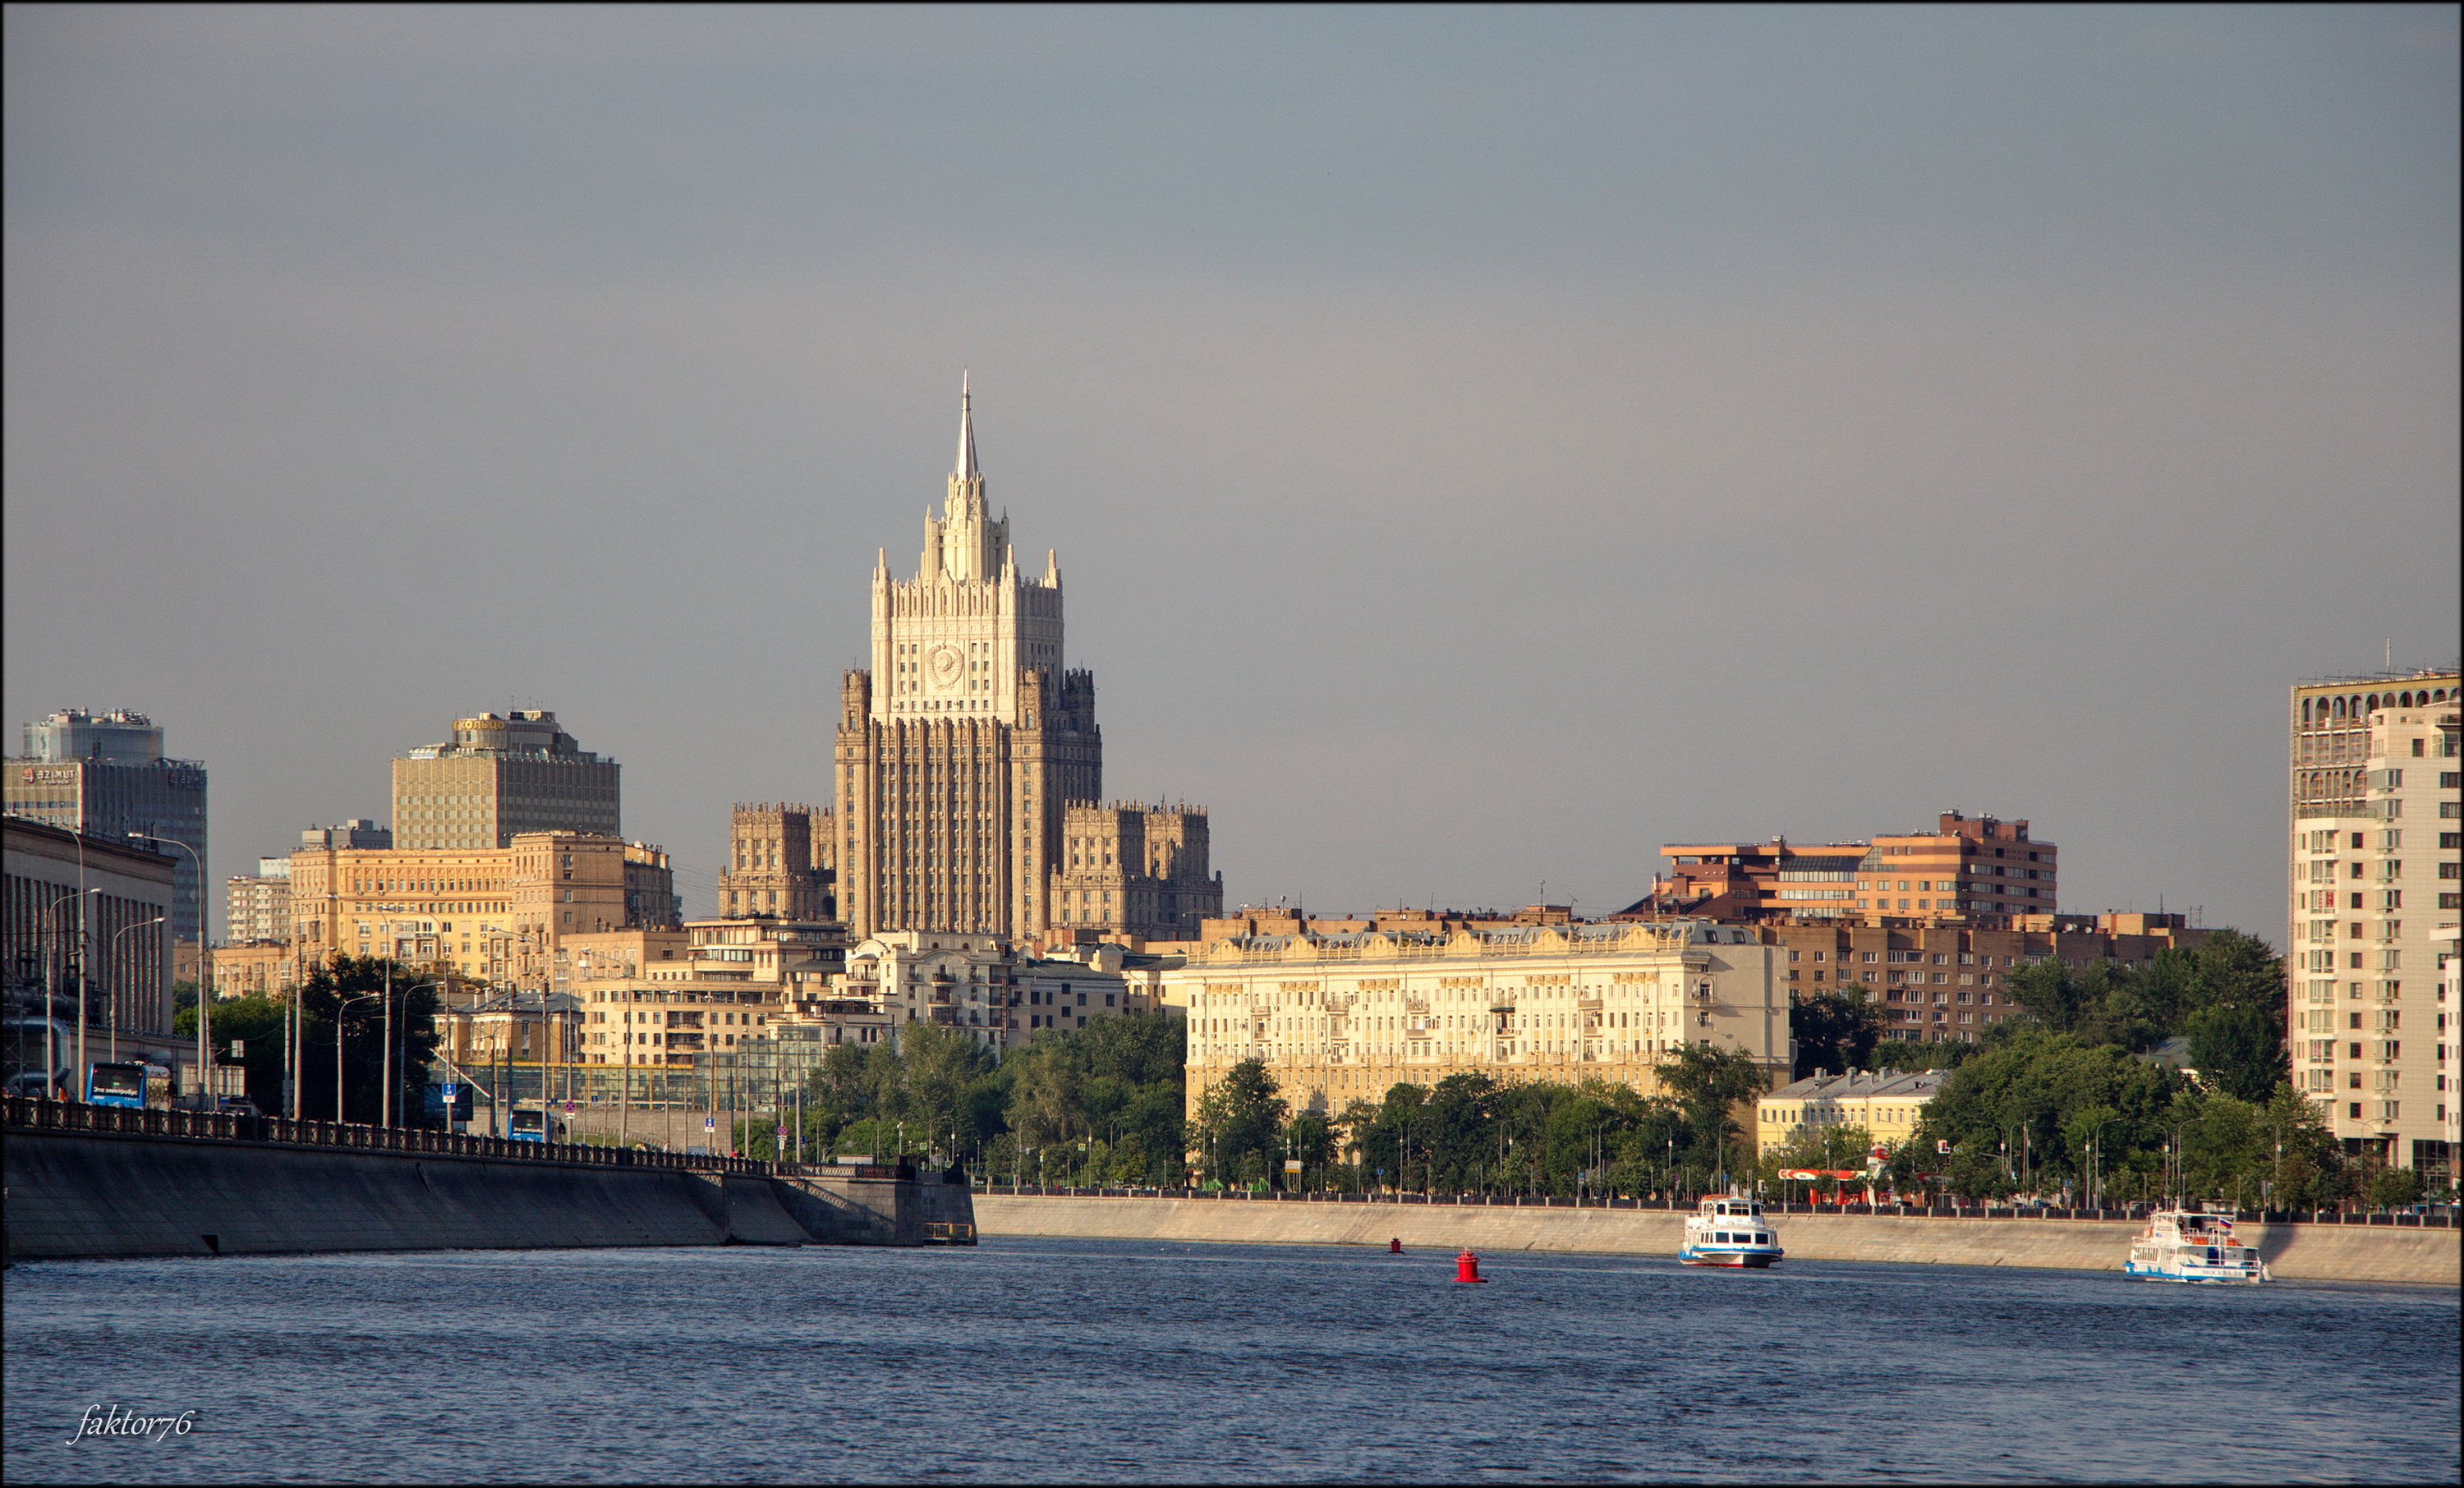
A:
1166,919,1784,1123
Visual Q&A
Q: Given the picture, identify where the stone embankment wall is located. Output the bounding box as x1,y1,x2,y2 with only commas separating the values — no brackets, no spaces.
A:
974,1196,2460,1287
3,1129,972,1261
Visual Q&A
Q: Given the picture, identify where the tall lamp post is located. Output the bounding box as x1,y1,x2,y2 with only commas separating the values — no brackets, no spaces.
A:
39,888,99,1099
336,990,382,1123
2088,1117,2133,1212
128,833,205,1108
393,981,449,1129
108,916,167,1066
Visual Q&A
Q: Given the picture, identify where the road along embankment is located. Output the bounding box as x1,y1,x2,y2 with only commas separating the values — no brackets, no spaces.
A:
973,1195,2459,1287
3,1127,974,1261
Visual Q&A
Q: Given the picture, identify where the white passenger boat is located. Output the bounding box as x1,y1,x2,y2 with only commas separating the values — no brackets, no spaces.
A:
1679,1196,1783,1268
2124,1204,2269,1284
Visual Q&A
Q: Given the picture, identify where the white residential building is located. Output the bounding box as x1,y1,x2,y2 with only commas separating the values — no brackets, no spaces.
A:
2287,669,2461,1171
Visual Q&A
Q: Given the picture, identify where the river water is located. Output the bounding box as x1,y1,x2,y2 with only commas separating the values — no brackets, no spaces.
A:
4,1238,2455,1483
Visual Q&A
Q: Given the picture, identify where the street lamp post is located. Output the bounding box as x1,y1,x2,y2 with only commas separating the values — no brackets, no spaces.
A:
128,834,205,1108
39,888,99,1100
336,990,382,1123
393,981,448,1129
108,917,167,1066
2088,1117,2134,1211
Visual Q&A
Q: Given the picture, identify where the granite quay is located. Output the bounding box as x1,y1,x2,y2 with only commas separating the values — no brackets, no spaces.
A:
2,1095,975,1261
967,1187,2460,1287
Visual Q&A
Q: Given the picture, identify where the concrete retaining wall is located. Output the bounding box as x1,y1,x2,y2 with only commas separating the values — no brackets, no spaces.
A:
974,1196,2460,1287
1,1128,972,1261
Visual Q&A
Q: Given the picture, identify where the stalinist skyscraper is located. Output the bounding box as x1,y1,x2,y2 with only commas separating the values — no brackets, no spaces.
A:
834,380,1106,943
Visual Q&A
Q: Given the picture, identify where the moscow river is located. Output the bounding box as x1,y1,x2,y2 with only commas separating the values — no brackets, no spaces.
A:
5,1237,2456,1483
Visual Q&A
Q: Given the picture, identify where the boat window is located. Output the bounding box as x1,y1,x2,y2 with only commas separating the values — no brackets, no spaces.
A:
1714,1232,1730,1243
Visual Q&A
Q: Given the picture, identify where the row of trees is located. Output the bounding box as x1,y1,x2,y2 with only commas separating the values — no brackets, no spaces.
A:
1191,1045,1773,1196
1788,930,2290,1093
173,955,444,1123
747,1012,1188,1187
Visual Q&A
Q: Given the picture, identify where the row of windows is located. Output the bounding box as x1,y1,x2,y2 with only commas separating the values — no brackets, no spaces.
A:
2299,686,2453,723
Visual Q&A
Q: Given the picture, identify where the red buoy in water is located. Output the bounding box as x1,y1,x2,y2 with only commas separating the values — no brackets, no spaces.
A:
1389,1238,1403,1253
1456,1249,1487,1284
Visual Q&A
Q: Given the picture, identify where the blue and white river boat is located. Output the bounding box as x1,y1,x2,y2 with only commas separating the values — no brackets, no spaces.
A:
2124,1205,2269,1284
1680,1196,1783,1268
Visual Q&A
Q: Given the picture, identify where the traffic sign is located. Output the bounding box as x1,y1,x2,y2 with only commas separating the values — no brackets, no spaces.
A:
705,1117,715,1131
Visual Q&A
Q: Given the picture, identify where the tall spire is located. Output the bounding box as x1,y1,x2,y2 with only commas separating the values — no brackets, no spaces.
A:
954,371,979,479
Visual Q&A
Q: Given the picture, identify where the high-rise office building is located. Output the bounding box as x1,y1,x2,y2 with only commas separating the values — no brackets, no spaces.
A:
6,709,209,947
717,803,834,921
2287,668,2460,1172
390,710,620,851
834,383,1214,947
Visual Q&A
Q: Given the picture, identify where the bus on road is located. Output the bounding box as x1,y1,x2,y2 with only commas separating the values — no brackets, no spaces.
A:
86,1061,174,1110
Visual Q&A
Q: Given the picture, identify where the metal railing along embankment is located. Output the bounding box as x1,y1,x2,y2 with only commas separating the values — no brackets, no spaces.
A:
1,1094,768,1176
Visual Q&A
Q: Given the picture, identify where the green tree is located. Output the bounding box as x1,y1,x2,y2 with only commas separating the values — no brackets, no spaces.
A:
1419,1073,1501,1192
1283,1111,1335,1188
190,958,439,1124
2177,931,2287,1102
2368,1165,2425,1211
1000,1013,1185,1184
1869,1037,1978,1072
1194,1058,1287,1188
175,994,286,1114
899,1021,999,1161
1791,990,1883,1078
1655,1043,1773,1188
1915,1026,2184,1203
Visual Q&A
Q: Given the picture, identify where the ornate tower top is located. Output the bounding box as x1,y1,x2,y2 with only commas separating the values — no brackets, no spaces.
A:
921,374,1008,583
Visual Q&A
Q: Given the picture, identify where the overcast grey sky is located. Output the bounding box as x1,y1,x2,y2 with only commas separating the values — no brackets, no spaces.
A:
6,5,2457,942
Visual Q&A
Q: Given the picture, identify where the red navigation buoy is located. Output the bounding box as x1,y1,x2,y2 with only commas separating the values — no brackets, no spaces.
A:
1456,1249,1487,1284
1389,1238,1403,1253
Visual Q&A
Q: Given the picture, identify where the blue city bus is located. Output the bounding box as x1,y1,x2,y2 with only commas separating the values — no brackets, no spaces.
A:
87,1061,173,1110
508,1107,548,1142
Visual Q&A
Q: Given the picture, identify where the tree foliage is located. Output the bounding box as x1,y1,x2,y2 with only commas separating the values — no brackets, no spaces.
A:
1791,990,1883,1079
1193,1058,1288,1187
779,1012,1186,1187
1902,1024,2347,1208
176,957,439,1122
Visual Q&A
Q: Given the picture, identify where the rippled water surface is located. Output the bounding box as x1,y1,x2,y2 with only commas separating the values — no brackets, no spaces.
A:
5,1238,2457,1482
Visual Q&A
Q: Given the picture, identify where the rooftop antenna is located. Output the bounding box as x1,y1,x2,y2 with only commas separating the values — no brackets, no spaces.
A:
2385,638,2393,669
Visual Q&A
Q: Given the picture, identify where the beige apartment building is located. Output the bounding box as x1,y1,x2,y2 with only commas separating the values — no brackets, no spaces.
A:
1639,811,2057,929
224,857,291,946
1756,1068,1947,1157
1165,919,1785,1123
1758,914,2213,1043
2287,669,2460,1171
205,939,297,999
287,830,678,987
390,709,621,851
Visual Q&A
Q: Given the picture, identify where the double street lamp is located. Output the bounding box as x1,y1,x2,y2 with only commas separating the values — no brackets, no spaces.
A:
108,916,166,1067
39,888,99,1098
336,990,383,1123
127,834,205,1108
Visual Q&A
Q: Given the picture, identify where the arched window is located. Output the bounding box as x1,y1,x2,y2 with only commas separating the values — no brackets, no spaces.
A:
2302,698,2315,723
2333,697,2347,719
